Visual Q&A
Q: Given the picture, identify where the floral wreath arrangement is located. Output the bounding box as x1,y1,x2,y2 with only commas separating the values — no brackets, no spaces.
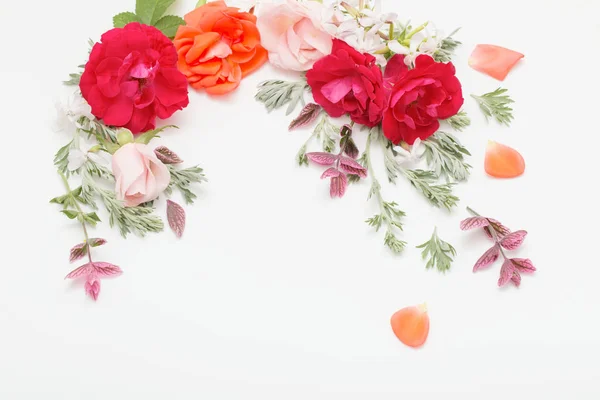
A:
53,0,210,301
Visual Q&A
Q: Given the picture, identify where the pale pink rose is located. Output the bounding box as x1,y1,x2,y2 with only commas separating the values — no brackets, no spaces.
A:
112,143,170,207
257,0,333,71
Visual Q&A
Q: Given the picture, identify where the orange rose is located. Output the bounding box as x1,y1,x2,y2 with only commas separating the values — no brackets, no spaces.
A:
174,1,267,95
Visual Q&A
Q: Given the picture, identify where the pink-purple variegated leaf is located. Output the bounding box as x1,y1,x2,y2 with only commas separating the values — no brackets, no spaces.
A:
69,242,88,263
473,245,500,272
511,270,522,287
488,218,511,237
88,238,107,248
330,173,348,198
512,258,536,273
460,216,490,231
484,226,493,239
498,259,515,287
154,146,183,164
85,275,101,301
288,103,322,131
343,138,359,159
167,200,186,238
92,262,123,277
65,263,95,280
321,167,341,179
500,230,527,250
306,152,338,166
338,156,367,178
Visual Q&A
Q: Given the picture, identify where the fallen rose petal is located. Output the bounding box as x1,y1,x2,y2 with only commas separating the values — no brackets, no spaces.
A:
485,141,525,178
469,44,524,81
390,303,430,348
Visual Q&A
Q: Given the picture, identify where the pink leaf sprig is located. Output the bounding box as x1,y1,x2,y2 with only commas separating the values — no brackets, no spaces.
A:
306,124,367,198
460,207,536,287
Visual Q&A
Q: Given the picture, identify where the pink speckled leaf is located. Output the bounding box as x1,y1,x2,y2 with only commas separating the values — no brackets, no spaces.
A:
306,152,338,166
85,275,101,301
69,242,88,263
321,167,341,179
330,173,348,198
92,262,123,277
65,263,95,279
498,259,515,287
474,245,500,272
500,230,527,250
512,258,536,273
289,103,322,131
154,146,183,164
167,200,186,238
339,156,367,178
511,270,522,287
484,226,493,239
488,218,511,237
88,238,107,248
460,216,490,231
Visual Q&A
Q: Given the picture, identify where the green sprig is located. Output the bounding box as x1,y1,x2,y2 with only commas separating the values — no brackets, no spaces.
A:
423,131,471,182
433,28,461,63
364,128,407,253
255,79,309,115
166,165,206,204
445,110,471,131
416,227,456,272
401,169,459,210
471,88,515,126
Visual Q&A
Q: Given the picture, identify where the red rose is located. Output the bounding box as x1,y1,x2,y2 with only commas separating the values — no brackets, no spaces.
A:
382,54,463,145
306,39,385,127
80,23,189,134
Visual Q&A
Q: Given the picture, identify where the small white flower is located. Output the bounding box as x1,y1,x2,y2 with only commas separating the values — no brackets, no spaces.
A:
67,140,108,172
54,91,94,134
393,138,426,166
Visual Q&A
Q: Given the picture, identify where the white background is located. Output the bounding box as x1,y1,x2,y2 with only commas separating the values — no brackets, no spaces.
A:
1,0,599,398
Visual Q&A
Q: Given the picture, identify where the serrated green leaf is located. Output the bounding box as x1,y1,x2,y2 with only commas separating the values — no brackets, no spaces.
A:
154,15,185,39
113,11,140,28
135,0,175,25
196,0,207,8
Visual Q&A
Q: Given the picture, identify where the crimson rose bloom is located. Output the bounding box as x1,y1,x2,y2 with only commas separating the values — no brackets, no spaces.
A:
306,39,385,127
382,54,463,145
80,23,189,134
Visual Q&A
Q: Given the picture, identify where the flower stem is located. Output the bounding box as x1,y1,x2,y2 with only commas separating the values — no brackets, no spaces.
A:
365,128,392,232
466,206,480,216
59,171,92,263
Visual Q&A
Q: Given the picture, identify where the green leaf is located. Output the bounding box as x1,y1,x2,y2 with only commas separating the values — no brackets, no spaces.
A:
154,15,185,39
196,0,207,7
135,0,175,25
113,11,140,28
61,210,79,220
83,212,102,226
135,125,177,145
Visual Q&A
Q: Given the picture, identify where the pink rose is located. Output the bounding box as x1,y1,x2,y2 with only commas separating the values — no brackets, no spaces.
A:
257,0,332,71
112,143,170,207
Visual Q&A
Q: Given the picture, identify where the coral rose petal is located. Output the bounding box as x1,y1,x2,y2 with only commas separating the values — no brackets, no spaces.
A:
390,304,430,348
485,141,525,178
469,44,524,81
240,46,268,77
205,80,241,95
